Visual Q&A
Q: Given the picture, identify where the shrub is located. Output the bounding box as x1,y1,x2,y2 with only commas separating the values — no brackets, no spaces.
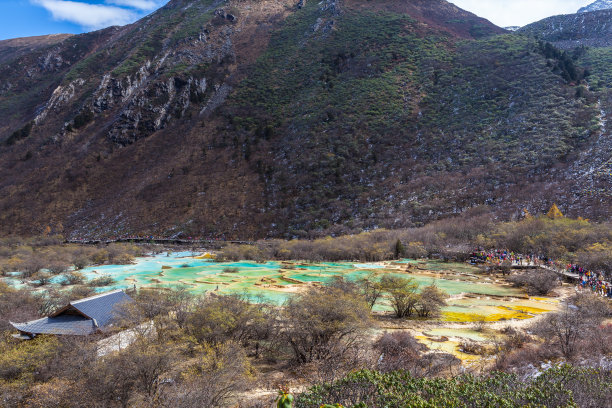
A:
380,275,419,318
20,256,46,278
459,340,488,355
295,365,612,408
72,109,94,129
5,122,33,146
0,283,40,332
61,272,85,286
72,256,90,270
0,336,60,382
31,272,52,287
578,242,612,278
47,262,69,275
185,294,272,346
159,341,252,407
90,250,109,265
415,284,447,318
507,269,560,295
216,244,267,263
88,276,115,287
373,332,426,373
281,287,370,364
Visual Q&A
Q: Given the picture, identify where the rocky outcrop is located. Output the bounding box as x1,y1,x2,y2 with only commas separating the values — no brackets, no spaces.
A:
108,75,209,145
19,0,240,146
35,78,85,124
99,23,235,145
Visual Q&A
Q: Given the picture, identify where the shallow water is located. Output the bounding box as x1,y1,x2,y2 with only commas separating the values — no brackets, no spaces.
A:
423,327,489,342
2,253,559,323
73,254,516,299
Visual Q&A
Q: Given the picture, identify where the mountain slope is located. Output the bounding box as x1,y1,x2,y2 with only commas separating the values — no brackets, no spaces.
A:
519,8,612,205
0,34,72,65
0,0,608,239
519,8,612,48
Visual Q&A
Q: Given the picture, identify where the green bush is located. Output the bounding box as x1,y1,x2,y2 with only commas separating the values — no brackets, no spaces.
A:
5,122,33,146
296,365,611,408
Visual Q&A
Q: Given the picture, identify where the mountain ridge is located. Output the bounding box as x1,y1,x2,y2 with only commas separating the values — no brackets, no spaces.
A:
519,8,612,49
579,0,612,13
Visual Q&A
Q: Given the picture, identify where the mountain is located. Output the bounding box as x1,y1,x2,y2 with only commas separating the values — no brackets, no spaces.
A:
0,34,72,65
0,0,609,239
519,8,612,49
579,0,612,13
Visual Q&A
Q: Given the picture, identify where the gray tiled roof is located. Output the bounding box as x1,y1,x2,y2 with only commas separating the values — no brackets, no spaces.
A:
11,315,97,335
70,289,132,327
11,289,133,336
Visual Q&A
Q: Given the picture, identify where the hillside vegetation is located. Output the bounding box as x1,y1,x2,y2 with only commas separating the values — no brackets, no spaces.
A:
0,0,609,239
218,208,612,278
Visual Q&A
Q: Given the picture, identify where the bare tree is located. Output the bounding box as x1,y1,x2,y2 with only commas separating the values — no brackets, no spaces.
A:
88,340,175,407
281,287,371,364
508,269,560,296
380,275,419,318
534,304,590,359
159,341,252,408
415,284,448,318
357,273,384,310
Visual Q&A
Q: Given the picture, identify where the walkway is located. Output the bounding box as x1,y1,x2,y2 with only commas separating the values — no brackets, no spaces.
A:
510,264,580,281
67,237,254,247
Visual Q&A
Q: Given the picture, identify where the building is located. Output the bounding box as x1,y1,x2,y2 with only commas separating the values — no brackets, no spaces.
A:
10,289,133,339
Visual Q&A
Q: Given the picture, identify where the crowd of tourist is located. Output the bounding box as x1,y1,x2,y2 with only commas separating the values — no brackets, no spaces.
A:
568,264,612,298
471,249,612,299
470,250,553,267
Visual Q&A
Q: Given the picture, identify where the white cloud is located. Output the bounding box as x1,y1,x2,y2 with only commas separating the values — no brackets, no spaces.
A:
32,0,140,29
450,0,594,27
105,0,164,11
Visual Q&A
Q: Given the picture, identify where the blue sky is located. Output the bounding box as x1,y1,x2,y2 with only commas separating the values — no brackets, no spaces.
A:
0,0,166,40
451,0,594,27
0,0,600,41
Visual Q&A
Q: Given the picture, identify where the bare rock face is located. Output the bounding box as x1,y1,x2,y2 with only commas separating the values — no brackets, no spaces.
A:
23,0,240,146
35,78,85,124
107,75,209,145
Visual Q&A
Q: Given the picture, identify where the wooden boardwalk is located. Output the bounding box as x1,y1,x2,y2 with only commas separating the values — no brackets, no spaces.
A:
510,264,580,281
66,238,254,248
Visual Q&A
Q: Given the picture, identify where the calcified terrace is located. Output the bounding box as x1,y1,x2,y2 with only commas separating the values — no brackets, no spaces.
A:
72,252,558,317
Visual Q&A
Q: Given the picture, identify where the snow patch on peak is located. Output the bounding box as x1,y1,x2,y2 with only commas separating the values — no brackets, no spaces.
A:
579,0,612,13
